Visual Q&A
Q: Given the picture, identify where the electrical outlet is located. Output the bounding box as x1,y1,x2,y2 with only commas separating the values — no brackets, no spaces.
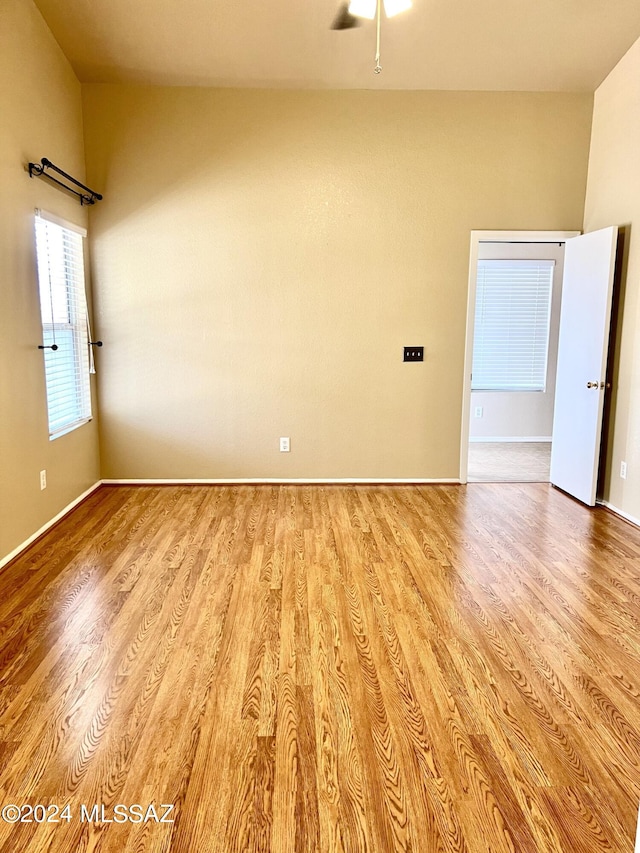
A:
620,460,627,480
474,406,483,418
280,437,290,453
40,469,47,490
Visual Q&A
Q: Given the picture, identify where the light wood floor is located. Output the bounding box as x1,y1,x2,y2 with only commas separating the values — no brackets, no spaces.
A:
0,484,639,852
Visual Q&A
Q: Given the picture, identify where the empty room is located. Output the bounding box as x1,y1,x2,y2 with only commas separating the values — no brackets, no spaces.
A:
2,0,640,850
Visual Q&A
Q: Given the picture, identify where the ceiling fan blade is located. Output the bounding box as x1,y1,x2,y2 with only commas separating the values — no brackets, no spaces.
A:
331,2,361,29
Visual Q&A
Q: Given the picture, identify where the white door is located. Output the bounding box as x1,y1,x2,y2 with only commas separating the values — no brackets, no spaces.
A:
550,227,618,506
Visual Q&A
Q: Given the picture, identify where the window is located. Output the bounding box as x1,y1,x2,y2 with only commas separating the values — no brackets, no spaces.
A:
472,259,554,392
34,211,92,439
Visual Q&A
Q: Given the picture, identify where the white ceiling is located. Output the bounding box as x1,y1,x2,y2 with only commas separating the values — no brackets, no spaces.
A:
33,0,640,91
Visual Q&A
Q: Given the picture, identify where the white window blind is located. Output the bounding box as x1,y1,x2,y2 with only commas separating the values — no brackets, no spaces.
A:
35,211,92,439
472,259,554,392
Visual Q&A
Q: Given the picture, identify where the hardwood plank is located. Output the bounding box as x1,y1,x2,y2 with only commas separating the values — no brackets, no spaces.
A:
0,483,638,852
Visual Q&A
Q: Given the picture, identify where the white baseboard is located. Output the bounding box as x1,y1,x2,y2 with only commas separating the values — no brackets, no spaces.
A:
0,481,102,570
101,478,461,486
597,499,640,529
469,436,552,443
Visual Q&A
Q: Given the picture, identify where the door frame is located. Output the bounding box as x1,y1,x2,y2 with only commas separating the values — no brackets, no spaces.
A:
460,229,581,484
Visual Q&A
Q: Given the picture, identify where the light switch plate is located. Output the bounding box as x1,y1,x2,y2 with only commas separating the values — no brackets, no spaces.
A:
403,347,424,362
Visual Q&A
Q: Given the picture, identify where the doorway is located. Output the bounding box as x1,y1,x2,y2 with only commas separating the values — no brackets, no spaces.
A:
460,230,580,484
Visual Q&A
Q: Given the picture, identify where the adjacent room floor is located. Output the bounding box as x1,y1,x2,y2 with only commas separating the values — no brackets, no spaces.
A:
468,441,552,482
0,484,638,852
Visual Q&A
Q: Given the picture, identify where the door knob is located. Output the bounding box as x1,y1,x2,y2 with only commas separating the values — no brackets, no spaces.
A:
586,381,600,389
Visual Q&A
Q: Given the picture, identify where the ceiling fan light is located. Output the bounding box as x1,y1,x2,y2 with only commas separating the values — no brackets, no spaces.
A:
383,0,412,16
348,0,376,20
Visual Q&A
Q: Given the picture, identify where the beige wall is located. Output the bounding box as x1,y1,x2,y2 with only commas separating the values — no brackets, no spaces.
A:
584,36,640,520
82,86,592,480
0,0,100,562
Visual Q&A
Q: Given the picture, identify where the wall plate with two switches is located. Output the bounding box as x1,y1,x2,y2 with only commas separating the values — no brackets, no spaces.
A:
280,437,290,452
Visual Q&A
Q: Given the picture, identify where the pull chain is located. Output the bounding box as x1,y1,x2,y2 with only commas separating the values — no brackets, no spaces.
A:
374,0,382,72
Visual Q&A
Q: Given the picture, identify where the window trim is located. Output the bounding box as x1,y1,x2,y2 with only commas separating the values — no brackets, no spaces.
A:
34,209,92,441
